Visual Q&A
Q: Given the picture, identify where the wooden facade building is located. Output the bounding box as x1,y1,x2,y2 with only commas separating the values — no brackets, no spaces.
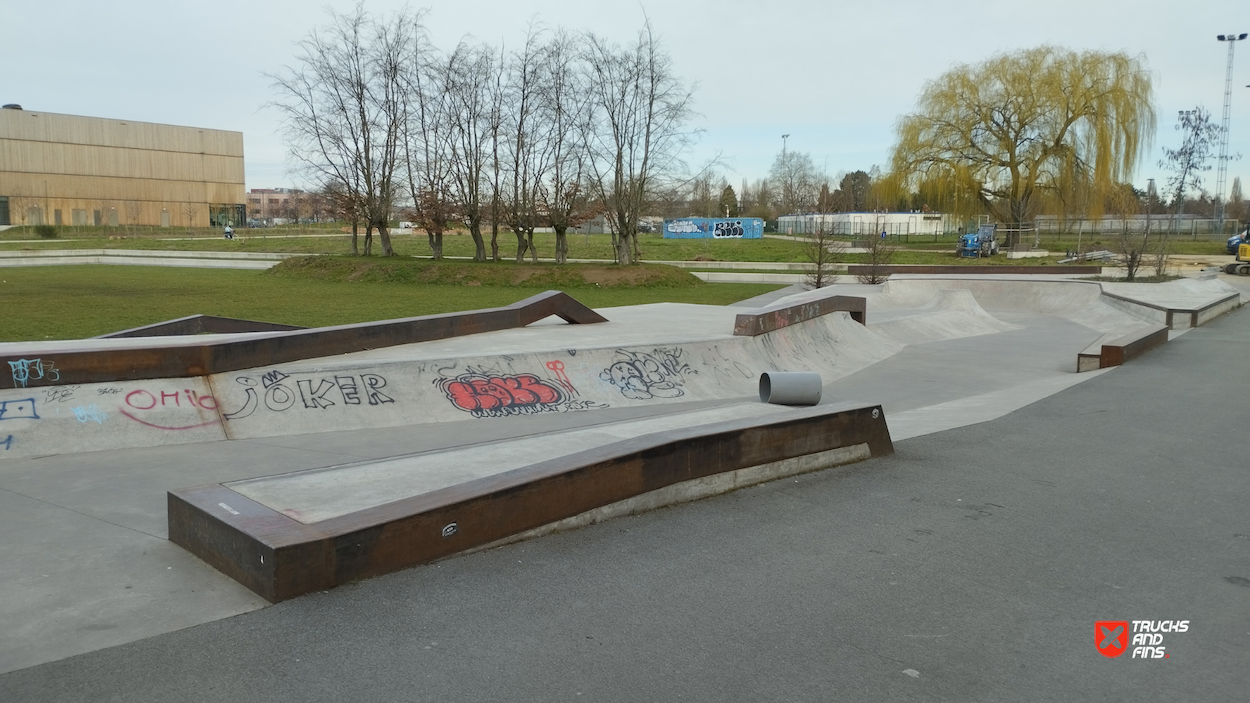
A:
0,107,245,228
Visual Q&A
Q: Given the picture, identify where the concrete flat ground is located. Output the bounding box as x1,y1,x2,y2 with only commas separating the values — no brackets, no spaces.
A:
1,297,1246,701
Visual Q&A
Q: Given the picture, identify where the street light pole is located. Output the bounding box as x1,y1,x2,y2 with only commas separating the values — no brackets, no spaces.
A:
1215,32,1247,230
781,134,790,155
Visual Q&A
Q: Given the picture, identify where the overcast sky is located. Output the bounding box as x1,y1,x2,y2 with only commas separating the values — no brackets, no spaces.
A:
5,0,1248,200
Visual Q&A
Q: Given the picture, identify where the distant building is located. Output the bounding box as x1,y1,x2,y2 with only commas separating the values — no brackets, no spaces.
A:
777,212,956,236
0,106,244,227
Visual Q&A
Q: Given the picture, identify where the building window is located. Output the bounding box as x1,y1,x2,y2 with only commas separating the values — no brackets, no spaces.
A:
0,196,10,226
72,209,88,226
55,209,63,226
209,204,246,227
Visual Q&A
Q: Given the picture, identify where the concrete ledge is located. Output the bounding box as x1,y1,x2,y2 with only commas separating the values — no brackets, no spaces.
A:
1077,324,1169,372
0,290,607,390
168,404,893,602
734,294,866,336
1101,290,1241,330
846,264,1101,275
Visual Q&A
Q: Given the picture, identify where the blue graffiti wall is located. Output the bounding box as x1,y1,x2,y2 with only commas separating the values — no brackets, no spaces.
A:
662,218,764,239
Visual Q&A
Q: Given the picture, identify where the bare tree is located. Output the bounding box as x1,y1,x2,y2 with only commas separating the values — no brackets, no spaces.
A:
124,201,142,235
400,19,456,260
182,203,198,234
804,221,844,288
535,31,597,264
1107,185,1149,281
441,40,498,262
270,4,408,257
770,150,820,215
583,22,695,265
1160,106,1222,231
499,28,550,263
856,231,894,284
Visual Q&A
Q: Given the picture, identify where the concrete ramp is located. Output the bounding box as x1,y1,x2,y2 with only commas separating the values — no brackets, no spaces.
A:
870,288,1018,345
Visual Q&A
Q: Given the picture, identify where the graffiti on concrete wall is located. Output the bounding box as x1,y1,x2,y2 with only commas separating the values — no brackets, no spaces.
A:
437,363,603,419
42,386,78,403
0,398,40,421
72,404,108,424
223,370,394,420
600,348,696,400
118,388,220,430
8,359,59,388
0,397,40,452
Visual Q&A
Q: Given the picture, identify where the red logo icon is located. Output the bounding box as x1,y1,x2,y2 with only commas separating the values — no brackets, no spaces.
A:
1096,621,1129,658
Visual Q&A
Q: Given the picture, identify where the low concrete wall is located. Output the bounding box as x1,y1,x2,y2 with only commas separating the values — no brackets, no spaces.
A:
734,294,866,335
168,403,894,602
847,264,1101,276
1101,290,1242,330
0,290,607,390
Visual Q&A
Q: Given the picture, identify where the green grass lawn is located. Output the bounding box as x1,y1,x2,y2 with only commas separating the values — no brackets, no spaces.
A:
0,264,784,341
0,227,817,262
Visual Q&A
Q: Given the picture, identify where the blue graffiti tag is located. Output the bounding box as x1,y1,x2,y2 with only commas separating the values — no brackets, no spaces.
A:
1,435,12,450
9,359,60,388
0,398,39,421
71,404,107,424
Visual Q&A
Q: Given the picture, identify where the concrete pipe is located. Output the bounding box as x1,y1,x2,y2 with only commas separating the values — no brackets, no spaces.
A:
759,371,822,406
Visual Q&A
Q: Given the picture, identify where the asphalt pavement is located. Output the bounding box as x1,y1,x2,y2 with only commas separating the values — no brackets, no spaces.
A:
1,305,1247,702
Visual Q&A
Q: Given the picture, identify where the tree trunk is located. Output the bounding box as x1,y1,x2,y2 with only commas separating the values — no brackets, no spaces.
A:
468,222,487,262
350,219,359,256
526,231,538,264
514,231,528,262
490,218,500,262
554,226,569,264
363,225,373,257
377,221,395,256
428,230,443,260
615,233,633,265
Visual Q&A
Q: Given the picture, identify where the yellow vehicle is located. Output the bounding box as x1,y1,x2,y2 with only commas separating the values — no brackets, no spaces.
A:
1226,243,1250,276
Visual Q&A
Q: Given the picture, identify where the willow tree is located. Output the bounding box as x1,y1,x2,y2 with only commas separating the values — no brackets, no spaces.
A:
890,46,1155,240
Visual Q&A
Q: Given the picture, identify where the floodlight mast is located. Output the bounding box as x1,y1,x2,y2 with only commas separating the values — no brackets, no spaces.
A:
1214,32,1247,229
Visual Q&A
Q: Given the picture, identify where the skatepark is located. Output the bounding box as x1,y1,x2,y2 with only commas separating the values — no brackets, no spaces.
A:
1,271,1248,700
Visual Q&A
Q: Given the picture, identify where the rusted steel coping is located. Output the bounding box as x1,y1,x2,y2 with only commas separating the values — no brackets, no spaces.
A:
168,403,893,603
734,295,866,336
1098,324,1169,368
1,290,608,389
94,315,307,339
1100,290,1241,330
845,265,1102,275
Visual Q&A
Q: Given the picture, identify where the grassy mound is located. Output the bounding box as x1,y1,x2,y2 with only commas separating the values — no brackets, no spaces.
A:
267,255,704,288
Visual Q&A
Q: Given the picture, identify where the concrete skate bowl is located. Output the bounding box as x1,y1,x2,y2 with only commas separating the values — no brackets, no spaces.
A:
849,276,1242,371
